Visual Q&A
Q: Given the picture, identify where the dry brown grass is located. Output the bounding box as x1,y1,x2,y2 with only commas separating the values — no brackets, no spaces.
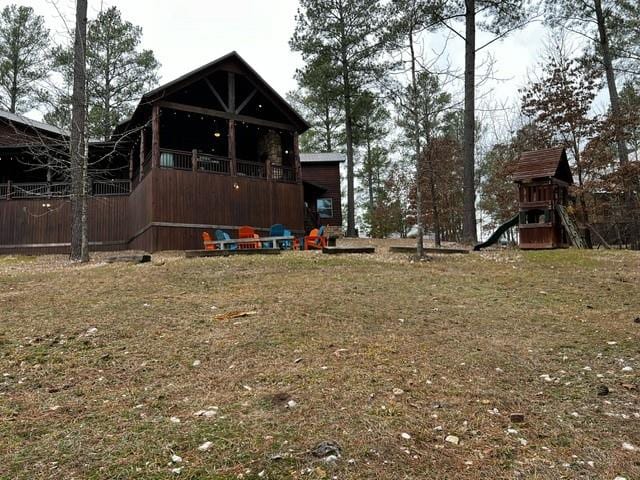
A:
1,243,639,479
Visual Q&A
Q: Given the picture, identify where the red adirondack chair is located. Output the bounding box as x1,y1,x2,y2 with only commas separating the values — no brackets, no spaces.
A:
202,231,216,250
238,226,261,249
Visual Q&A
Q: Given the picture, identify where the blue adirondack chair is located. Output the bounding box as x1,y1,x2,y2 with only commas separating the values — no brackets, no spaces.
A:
215,229,237,250
263,224,284,249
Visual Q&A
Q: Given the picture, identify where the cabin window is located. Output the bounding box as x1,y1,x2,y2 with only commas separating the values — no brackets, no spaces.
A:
317,198,333,218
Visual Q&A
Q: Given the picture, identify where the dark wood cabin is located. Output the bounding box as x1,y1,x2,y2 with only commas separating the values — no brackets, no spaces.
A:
513,146,573,249
300,152,345,231
0,52,334,254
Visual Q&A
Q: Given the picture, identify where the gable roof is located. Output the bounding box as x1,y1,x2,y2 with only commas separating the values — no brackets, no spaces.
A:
512,146,573,184
0,109,68,136
300,152,346,163
117,51,309,134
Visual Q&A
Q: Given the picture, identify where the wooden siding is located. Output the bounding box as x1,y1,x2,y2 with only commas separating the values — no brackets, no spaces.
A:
150,168,304,251
519,224,563,249
127,171,154,251
0,196,128,254
301,162,342,227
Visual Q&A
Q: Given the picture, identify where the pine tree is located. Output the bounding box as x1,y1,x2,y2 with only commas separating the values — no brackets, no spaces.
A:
70,0,89,262
434,0,531,244
386,0,442,254
0,4,50,114
291,0,388,237
47,7,160,140
288,50,343,153
353,91,390,235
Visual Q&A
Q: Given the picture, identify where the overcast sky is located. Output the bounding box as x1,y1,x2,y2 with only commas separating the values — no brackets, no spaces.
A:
10,0,559,127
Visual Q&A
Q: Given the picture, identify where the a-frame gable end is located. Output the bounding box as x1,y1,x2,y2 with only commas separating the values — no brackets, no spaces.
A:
554,149,574,185
146,52,308,133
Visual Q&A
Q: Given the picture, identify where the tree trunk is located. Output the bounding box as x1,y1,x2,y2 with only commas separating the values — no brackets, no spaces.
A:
70,0,89,262
342,57,356,237
366,135,374,214
426,149,441,247
409,25,424,256
593,0,639,249
324,105,332,152
462,0,478,244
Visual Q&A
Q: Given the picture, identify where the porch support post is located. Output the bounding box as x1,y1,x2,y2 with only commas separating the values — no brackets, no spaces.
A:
151,104,160,169
229,119,236,176
293,132,301,184
6,180,11,200
139,128,145,179
192,149,198,171
128,148,134,182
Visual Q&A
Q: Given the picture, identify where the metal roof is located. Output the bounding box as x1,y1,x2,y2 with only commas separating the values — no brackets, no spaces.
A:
512,146,573,184
300,152,346,163
0,109,68,136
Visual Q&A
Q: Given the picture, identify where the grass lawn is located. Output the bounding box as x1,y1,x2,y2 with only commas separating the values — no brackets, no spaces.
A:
1,244,639,479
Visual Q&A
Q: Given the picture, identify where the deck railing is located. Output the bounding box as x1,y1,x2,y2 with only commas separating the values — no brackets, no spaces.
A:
154,148,295,181
0,180,130,200
160,148,192,170
237,159,266,178
272,164,296,182
92,180,131,196
197,153,230,174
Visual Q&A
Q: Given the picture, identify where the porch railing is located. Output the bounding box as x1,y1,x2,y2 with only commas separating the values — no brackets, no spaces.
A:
272,164,296,182
160,148,192,170
92,180,131,196
142,148,296,181
0,180,131,200
237,160,266,178
197,153,230,174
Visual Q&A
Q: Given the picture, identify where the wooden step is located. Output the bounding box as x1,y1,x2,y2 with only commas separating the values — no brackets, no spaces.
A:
322,246,376,254
389,246,469,254
185,249,281,258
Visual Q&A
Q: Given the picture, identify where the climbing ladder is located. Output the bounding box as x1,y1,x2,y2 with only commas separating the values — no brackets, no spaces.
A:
556,205,587,248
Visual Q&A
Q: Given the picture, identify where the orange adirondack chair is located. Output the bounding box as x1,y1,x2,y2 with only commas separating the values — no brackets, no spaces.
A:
238,226,261,249
304,227,327,250
202,231,216,250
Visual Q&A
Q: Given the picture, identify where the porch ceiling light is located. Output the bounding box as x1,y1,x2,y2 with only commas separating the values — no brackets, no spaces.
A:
233,182,240,190
214,131,221,138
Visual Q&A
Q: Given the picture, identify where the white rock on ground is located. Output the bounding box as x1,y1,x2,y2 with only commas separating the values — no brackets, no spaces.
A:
169,416,181,423
445,435,460,445
171,467,182,474
622,442,636,451
194,408,218,417
198,441,213,451
192,360,201,367
401,432,411,440
171,454,182,463
621,366,633,372
393,388,404,395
